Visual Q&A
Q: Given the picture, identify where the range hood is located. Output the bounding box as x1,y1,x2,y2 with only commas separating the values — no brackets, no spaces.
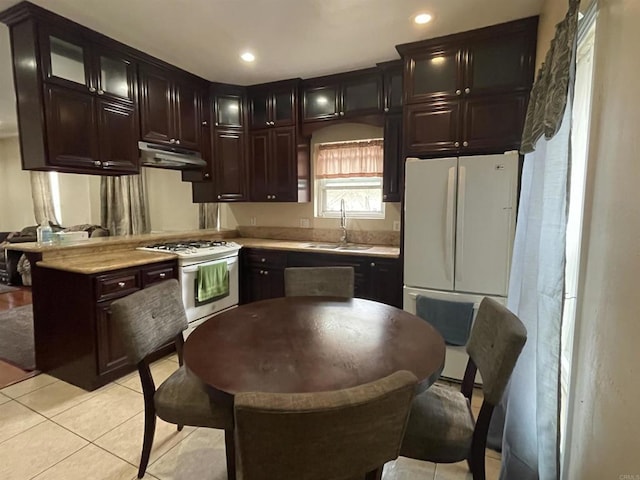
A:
139,141,206,169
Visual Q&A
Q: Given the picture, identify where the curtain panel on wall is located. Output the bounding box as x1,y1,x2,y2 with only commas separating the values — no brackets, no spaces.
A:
100,174,150,236
315,139,383,179
496,1,580,480
30,171,60,226
198,203,220,230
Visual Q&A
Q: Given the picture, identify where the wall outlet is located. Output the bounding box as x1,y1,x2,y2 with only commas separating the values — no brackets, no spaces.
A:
250,216,257,226
393,220,401,231
299,218,310,228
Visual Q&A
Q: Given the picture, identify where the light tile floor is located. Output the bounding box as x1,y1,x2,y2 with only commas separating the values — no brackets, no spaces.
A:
0,354,501,480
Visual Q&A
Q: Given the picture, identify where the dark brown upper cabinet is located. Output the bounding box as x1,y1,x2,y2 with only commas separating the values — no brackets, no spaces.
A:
397,16,538,156
139,63,204,151
249,126,298,202
0,5,140,175
378,60,403,114
398,17,538,105
40,27,137,105
382,113,403,203
190,83,249,201
302,68,383,123
249,79,299,130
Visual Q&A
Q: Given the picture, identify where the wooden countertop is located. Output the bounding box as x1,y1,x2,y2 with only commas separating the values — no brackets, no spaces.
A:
37,250,178,274
6,228,237,257
10,232,399,275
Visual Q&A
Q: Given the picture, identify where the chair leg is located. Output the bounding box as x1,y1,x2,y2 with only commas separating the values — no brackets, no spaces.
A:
177,424,184,432
138,410,156,479
224,429,236,480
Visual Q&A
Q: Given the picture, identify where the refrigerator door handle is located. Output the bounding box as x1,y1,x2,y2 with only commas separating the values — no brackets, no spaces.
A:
445,166,456,282
455,166,466,284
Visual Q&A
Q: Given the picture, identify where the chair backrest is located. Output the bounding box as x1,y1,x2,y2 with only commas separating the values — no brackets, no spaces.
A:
466,297,527,405
111,279,188,364
234,370,417,480
284,266,355,298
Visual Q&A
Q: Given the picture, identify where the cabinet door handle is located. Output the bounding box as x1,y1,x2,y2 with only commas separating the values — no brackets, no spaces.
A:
159,273,166,279
88,87,96,93
215,122,219,126
339,111,345,116
333,112,339,116
370,262,376,267
463,141,469,147
97,89,104,95
383,194,387,200
217,194,222,199
117,281,125,288
384,107,389,113
261,258,266,262
465,87,471,94
94,160,102,167
202,121,208,126
264,270,269,275
456,89,462,95
272,194,276,200
204,173,210,179
175,139,181,145
454,141,460,148
169,139,176,144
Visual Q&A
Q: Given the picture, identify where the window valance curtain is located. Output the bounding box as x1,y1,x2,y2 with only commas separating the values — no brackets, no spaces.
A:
521,0,581,154
315,139,383,179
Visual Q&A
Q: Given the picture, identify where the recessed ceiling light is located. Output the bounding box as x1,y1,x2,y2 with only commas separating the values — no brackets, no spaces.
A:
240,52,255,62
414,13,432,25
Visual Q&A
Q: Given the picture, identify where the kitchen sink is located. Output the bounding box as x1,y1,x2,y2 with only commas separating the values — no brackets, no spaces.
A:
336,244,372,251
304,243,340,249
304,243,372,251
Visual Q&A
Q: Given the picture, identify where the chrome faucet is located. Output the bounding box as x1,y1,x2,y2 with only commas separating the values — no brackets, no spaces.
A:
339,198,348,245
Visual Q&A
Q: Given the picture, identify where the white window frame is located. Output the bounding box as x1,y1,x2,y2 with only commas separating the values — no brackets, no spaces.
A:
316,176,385,219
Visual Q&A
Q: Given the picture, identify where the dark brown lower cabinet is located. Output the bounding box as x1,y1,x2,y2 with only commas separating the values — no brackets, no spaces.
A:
33,260,178,391
241,249,402,308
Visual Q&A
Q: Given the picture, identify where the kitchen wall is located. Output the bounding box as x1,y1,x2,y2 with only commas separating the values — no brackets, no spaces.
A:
0,134,200,233
0,136,32,230
535,0,570,71
223,123,402,233
562,0,640,478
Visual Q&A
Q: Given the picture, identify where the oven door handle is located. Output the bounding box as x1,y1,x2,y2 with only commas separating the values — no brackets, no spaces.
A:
181,257,236,274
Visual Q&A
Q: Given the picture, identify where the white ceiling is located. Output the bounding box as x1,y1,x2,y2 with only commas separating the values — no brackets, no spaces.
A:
0,0,543,138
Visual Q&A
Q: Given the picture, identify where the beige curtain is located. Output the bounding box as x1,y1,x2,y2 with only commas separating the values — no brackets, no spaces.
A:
315,139,383,179
199,203,220,230
30,171,60,226
100,174,150,236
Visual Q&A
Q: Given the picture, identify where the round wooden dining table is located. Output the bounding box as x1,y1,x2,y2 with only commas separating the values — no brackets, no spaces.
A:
183,296,446,404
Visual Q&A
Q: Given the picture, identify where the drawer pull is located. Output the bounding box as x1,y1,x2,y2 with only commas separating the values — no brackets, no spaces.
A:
261,258,266,262
117,281,126,288
159,273,166,279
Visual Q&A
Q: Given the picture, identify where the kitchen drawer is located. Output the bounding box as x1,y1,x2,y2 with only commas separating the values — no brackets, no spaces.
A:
141,262,177,287
95,269,140,301
244,249,287,268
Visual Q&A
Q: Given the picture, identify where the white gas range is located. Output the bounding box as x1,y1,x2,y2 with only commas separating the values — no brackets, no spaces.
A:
137,240,241,331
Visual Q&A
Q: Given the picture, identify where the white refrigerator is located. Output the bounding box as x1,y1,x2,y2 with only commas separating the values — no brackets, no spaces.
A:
403,152,519,381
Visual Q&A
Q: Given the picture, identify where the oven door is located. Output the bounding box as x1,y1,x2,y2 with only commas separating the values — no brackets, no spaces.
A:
180,255,239,323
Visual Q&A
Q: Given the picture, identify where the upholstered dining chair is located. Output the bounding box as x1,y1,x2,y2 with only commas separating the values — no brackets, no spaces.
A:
400,297,527,480
234,370,417,480
284,266,355,298
111,279,233,479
